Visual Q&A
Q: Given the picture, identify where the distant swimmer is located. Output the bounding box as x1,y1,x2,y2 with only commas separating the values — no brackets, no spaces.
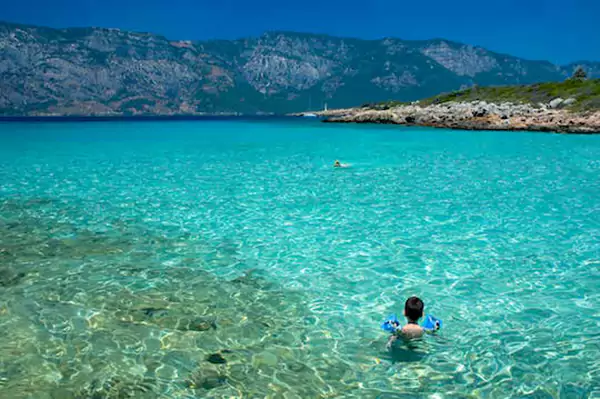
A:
333,160,350,168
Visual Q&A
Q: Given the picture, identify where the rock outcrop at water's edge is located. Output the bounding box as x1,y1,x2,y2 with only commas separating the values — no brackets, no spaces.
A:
319,102,600,134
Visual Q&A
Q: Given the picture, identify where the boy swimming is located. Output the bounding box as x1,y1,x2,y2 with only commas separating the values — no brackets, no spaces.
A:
386,296,432,349
333,160,350,168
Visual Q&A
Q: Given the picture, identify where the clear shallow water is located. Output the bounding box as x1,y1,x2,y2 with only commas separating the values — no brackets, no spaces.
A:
0,118,599,398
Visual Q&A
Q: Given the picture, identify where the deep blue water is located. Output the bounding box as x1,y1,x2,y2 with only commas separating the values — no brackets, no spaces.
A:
0,119,599,398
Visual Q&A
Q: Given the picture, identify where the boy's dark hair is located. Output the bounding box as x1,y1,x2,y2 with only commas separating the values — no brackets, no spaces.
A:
405,296,424,321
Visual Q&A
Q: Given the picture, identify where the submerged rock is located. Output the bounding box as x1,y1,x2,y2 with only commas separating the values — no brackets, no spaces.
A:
252,351,278,367
200,375,227,390
0,267,25,287
124,313,217,332
230,269,272,289
172,317,217,332
76,376,155,398
190,318,217,331
139,307,168,318
206,353,227,364
187,369,227,390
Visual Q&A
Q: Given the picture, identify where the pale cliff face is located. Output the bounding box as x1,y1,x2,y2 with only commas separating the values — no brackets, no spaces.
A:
0,22,598,116
420,41,499,77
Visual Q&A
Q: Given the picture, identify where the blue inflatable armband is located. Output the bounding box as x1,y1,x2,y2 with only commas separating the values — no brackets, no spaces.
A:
381,314,401,333
422,314,442,331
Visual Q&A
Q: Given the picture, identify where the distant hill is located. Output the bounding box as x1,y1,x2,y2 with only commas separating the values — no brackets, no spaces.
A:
1,21,599,116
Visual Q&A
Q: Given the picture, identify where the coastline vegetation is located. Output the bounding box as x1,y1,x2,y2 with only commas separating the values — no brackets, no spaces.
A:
366,76,600,112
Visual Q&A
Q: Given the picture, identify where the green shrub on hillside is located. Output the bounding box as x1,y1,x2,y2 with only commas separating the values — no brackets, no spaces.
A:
571,66,588,80
394,79,600,111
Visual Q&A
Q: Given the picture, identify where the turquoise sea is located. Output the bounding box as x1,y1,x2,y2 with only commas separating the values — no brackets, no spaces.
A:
0,118,599,398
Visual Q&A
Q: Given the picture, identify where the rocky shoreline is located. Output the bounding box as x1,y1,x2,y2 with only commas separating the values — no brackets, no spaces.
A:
316,101,600,134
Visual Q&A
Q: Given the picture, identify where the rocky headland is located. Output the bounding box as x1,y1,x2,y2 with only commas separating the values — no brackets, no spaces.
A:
319,101,600,133
318,79,600,133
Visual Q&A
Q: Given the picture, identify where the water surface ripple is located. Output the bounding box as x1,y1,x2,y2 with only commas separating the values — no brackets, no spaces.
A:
0,120,599,398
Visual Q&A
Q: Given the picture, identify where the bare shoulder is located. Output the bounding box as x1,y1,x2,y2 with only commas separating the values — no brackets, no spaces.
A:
401,324,425,339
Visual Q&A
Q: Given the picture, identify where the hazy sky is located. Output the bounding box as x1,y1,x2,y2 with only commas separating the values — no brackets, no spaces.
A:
3,0,599,64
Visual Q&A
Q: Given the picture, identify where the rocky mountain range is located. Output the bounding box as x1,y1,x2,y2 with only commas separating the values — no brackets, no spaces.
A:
1,21,599,116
